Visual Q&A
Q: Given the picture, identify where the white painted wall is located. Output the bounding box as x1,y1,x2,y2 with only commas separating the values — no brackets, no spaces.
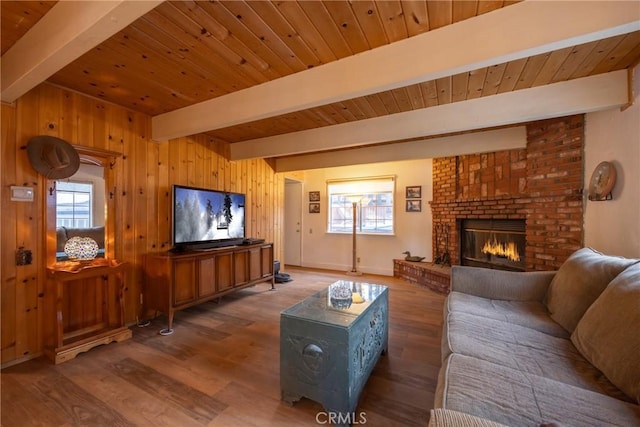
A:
584,64,640,258
299,159,433,276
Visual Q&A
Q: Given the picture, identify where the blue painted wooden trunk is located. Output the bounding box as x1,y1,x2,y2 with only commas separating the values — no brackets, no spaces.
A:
280,281,389,423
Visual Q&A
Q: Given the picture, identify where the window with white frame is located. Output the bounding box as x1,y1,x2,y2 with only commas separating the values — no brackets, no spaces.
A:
327,177,395,234
56,181,93,228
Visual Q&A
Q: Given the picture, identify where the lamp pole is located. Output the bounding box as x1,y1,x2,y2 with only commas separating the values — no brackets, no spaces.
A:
347,199,362,276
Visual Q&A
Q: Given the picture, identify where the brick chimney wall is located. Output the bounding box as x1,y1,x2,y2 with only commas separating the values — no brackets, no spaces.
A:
430,115,584,271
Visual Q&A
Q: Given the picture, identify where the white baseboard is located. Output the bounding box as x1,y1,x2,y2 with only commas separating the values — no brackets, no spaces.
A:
301,261,392,277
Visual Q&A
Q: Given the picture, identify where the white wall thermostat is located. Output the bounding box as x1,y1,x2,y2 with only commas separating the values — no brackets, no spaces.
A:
11,186,35,202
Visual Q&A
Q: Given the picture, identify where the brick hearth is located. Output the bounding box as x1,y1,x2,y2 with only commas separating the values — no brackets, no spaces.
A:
430,115,584,271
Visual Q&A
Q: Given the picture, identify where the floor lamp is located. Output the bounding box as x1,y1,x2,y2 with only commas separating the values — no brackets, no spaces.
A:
346,195,362,276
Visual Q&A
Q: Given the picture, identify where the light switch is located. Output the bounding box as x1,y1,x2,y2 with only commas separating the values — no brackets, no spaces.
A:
11,186,34,202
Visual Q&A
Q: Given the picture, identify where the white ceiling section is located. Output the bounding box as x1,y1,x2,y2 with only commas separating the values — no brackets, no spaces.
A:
152,1,640,141
1,0,163,103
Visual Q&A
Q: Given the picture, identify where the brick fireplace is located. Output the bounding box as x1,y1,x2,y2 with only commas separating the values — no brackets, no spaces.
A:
430,115,584,272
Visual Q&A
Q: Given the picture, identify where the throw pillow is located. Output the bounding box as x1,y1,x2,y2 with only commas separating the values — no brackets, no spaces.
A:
571,262,640,402
544,247,637,332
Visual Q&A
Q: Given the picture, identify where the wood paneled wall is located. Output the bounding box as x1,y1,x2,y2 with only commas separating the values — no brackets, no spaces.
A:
1,83,284,366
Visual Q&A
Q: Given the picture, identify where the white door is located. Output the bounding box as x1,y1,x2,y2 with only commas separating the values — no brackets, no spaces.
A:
284,180,302,267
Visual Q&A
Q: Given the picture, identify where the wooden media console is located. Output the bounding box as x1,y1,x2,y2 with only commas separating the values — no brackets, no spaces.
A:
143,242,274,334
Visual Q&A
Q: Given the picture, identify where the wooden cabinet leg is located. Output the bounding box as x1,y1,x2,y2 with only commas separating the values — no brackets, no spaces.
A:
159,311,174,335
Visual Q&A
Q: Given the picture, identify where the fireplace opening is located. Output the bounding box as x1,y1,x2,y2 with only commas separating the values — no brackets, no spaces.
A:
460,219,526,271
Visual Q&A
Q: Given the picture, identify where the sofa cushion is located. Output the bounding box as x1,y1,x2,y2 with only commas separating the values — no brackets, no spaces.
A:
544,248,637,333
437,353,640,427
572,262,640,403
447,292,569,338
444,311,630,401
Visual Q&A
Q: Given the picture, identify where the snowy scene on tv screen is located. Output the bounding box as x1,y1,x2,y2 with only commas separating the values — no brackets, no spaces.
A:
174,188,245,243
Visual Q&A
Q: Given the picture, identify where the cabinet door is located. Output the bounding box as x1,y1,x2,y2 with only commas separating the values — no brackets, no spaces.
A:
249,247,261,281
64,275,105,334
216,253,233,292
173,258,196,306
198,256,216,298
261,244,274,277
234,250,249,286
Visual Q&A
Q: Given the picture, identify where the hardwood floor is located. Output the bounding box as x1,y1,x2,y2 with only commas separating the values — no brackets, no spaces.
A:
1,267,445,426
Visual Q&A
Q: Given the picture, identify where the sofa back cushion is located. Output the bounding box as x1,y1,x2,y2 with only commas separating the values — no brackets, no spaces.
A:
571,262,640,403
544,248,636,332
65,226,105,247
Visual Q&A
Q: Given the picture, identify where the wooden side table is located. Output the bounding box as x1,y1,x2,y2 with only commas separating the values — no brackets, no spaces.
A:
44,259,132,364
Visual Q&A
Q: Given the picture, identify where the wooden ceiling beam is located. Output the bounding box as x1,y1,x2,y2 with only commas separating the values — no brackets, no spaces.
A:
230,70,628,161
152,1,639,140
1,0,162,103
274,127,527,173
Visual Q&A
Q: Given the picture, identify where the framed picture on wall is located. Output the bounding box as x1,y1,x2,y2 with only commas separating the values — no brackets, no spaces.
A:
309,203,320,213
309,191,320,201
406,200,421,212
406,186,421,199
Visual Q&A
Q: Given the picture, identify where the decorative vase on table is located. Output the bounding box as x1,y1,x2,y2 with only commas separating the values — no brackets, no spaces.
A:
329,281,353,310
64,236,99,263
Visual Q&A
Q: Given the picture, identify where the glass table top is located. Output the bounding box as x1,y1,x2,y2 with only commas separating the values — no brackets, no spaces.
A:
281,280,388,327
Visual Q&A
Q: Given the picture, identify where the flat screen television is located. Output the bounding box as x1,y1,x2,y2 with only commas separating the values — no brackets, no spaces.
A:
172,184,245,251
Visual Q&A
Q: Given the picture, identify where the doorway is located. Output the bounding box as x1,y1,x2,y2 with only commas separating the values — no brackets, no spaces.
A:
284,179,303,267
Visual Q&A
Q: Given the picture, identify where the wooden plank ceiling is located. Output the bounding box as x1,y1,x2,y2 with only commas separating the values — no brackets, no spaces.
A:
2,1,640,149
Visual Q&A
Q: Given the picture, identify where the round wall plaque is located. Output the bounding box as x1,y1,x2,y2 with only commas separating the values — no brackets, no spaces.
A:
588,161,616,201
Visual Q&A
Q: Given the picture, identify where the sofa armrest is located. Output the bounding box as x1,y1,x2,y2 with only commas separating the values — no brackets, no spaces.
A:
429,409,509,427
451,265,556,301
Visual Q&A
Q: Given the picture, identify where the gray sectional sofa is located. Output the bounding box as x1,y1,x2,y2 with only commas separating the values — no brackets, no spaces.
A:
431,248,640,427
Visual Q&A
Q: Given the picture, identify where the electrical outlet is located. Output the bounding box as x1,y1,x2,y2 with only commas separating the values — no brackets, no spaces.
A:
357,257,360,263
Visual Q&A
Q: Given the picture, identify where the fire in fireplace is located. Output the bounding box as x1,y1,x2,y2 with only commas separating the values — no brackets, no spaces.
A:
482,238,521,262
460,219,526,271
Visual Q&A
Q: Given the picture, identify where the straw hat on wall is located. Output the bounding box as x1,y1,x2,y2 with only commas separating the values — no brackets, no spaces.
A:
26,136,80,179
